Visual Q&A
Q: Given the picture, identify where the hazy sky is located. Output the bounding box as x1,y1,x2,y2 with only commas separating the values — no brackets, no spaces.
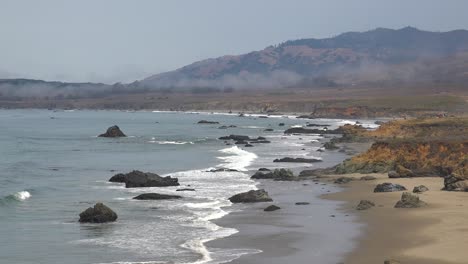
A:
1,0,468,83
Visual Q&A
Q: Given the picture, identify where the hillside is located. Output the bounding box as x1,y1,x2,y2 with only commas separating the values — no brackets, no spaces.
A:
142,27,468,89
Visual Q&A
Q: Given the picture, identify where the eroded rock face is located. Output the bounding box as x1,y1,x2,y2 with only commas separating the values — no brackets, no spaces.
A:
229,189,273,203
413,185,429,193
374,183,407,193
443,172,468,191
79,203,117,223
394,192,427,208
98,125,126,138
356,200,375,210
133,193,182,200
264,205,281,212
109,170,179,188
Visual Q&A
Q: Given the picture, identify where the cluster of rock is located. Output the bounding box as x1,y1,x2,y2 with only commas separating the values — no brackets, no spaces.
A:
109,170,180,188
374,183,407,192
251,168,295,181
219,134,271,146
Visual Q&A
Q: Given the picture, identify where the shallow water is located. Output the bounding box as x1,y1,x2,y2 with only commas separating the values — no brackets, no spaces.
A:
0,110,376,264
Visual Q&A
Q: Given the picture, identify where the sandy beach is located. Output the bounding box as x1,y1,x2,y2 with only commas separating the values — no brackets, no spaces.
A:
323,173,468,264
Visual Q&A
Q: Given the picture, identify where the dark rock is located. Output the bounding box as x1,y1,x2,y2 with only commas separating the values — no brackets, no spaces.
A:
79,203,117,223
356,200,375,210
278,123,285,126
218,135,250,141
133,193,182,200
295,202,310,205
264,128,274,132
235,140,248,145
258,168,271,172
323,141,339,150
413,185,429,193
109,170,179,188
334,177,354,184
273,157,322,163
443,173,468,191
176,188,196,192
229,189,273,203
264,205,281,212
306,123,331,127
98,125,126,138
207,168,239,172
394,192,427,208
384,260,401,264
360,175,377,181
395,164,414,178
244,144,254,147
251,168,295,181
198,120,219,124
374,183,407,193
388,170,400,178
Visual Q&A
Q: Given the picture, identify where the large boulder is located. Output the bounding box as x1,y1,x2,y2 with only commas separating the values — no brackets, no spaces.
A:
98,125,126,138
133,193,182,200
109,170,179,188
79,203,117,223
356,200,375,210
229,189,273,203
374,183,407,193
394,192,427,208
360,175,377,181
443,173,468,191
273,157,322,163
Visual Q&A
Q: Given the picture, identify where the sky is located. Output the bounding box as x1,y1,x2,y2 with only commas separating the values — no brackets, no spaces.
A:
1,0,468,84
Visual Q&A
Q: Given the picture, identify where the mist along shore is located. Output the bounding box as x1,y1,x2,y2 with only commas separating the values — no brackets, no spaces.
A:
209,115,468,264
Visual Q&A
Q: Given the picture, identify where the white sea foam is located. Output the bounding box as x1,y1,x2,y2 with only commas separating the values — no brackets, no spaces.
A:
217,146,258,172
148,140,194,145
13,191,31,201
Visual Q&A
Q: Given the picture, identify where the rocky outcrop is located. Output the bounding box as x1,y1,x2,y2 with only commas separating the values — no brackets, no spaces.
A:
98,125,126,137
229,189,273,203
207,168,238,172
79,203,117,223
197,120,219,124
374,183,407,193
295,202,310,205
356,200,375,210
443,160,468,191
133,193,182,200
394,192,427,208
273,157,322,163
323,141,339,150
264,205,281,212
284,127,330,134
109,170,179,188
413,185,429,193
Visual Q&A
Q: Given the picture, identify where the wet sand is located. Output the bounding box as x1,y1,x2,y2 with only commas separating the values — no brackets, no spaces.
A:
207,179,362,264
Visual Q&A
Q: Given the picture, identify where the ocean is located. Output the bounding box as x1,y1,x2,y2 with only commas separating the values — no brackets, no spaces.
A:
0,109,377,264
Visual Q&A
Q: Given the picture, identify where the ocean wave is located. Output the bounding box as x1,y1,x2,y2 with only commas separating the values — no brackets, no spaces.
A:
1,190,31,204
217,146,258,172
148,140,194,145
